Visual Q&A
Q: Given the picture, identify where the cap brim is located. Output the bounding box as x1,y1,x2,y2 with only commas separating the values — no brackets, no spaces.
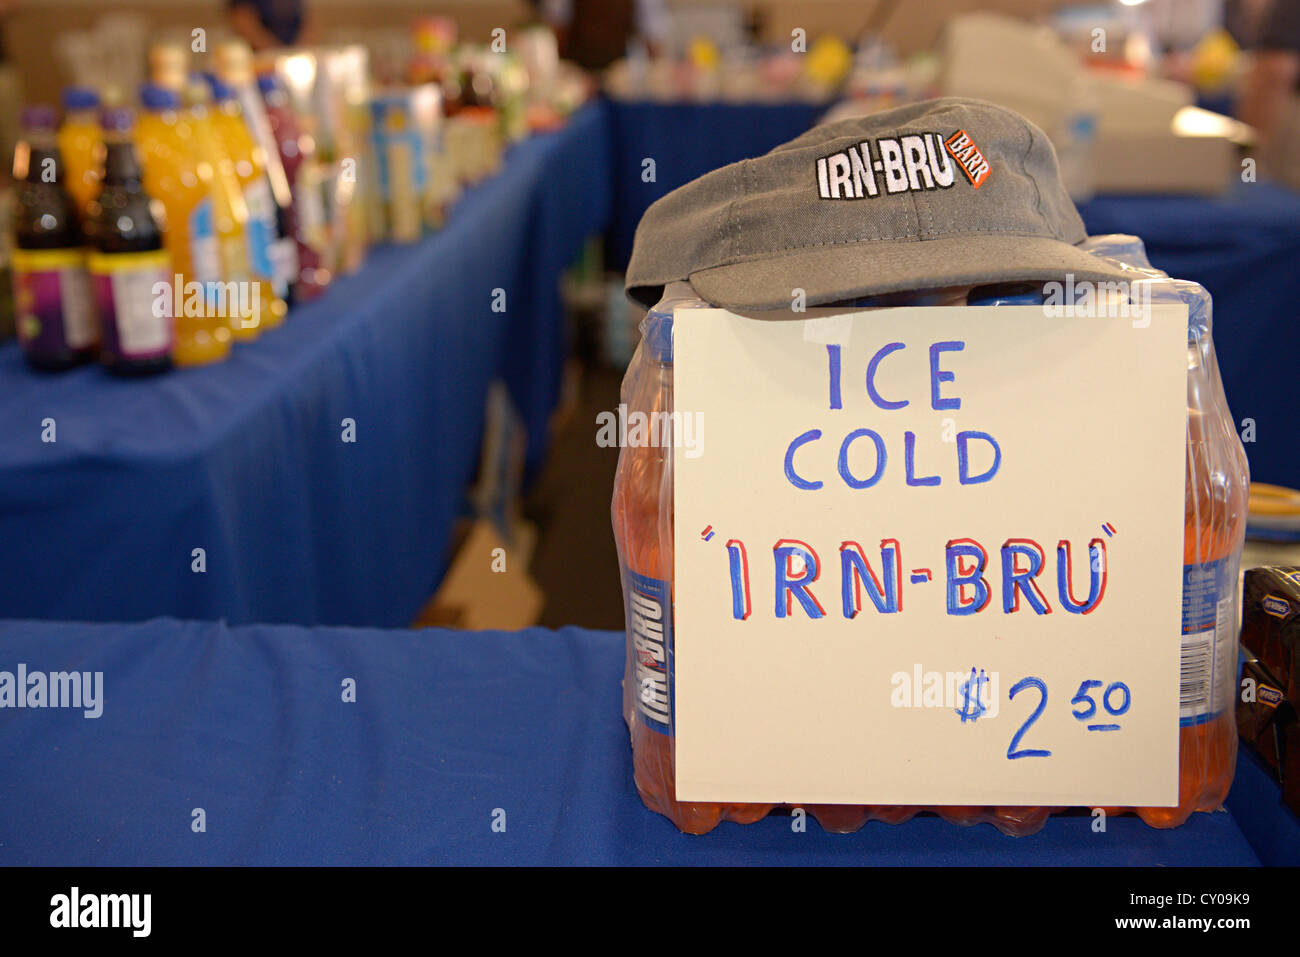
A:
681,235,1135,312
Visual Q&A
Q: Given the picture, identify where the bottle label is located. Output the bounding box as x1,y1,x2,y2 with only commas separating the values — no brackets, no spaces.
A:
629,571,673,734
89,250,173,359
242,178,277,286
189,199,221,286
270,236,299,295
11,248,97,352
1179,557,1235,727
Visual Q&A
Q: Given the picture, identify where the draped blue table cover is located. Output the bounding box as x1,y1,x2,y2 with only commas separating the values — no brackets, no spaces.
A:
0,618,1273,866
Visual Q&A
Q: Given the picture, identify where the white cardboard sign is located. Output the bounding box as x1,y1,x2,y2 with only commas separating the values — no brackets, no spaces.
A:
671,305,1188,806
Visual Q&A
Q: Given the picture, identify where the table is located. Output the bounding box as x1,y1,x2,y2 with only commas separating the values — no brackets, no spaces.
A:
0,103,610,628
0,617,1271,866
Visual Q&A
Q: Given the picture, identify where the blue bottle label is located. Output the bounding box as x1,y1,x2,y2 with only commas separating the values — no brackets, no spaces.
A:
629,571,673,734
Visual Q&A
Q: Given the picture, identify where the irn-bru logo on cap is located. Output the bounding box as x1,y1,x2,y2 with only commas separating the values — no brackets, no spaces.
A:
944,129,992,188
816,129,991,200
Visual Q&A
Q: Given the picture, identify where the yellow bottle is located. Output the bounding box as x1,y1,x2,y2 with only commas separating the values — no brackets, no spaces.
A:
206,75,288,329
135,84,232,366
151,42,267,341
57,86,102,224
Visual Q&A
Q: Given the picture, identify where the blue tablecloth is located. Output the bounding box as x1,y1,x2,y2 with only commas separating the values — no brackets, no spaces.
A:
1078,184,1300,489
604,99,831,268
0,103,610,628
0,617,1270,866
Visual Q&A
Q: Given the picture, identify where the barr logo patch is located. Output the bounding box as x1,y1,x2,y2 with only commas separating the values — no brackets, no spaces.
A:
944,129,991,188
1259,684,1284,708
1263,595,1292,618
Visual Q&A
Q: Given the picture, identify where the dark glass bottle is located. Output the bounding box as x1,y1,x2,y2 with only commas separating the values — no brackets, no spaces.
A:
11,104,97,370
86,107,173,375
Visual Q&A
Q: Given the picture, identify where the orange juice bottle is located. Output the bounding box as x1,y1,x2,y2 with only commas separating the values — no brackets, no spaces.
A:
135,84,231,366
181,79,267,341
206,74,288,329
150,42,265,341
57,87,102,224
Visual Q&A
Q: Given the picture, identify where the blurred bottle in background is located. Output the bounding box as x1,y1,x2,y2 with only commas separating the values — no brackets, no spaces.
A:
57,86,102,226
135,84,232,366
11,104,97,370
258,70,332,301
206,74,289,328
214,40,299,305
86,107,172,376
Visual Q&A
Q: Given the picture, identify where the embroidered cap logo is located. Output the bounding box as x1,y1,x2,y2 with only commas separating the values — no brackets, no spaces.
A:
944,129,992,188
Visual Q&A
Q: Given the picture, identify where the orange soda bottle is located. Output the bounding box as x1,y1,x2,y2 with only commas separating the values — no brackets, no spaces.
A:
612,283,775,833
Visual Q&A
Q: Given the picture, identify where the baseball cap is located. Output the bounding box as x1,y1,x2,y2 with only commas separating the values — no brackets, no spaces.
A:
626,97,1130,311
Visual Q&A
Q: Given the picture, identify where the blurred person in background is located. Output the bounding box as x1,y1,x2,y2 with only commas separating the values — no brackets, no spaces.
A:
1239,0,1300,186
536,0,670,71
229,0,317,50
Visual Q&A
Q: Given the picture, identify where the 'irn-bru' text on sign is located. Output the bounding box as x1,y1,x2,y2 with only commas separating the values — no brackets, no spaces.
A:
671,306,1188,807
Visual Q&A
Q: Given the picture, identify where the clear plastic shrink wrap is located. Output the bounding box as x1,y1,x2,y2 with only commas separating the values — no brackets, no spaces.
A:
611,237,1249,835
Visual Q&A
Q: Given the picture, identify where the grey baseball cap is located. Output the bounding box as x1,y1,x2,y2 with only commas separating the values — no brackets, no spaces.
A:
626,97,1130,311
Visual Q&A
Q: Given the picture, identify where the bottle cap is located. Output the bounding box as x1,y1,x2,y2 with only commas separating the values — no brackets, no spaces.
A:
204,73,237,103
20,105,58,131
99,106,134,133
140,83,181,111
62,86,100,111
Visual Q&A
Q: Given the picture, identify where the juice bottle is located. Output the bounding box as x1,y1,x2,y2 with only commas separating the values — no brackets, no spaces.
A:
257,70,332,300
135,84,232,366
205,74,288,329
57,86,102,225
150,42,265,341
611,282,776,834
213,40,299,305
86,108,173,376
11,105,97,369
181,79,268,341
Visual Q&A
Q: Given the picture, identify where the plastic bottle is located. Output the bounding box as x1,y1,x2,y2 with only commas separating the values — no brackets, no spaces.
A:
57,87,102,225
612,281,777,834
180,79,267,342
205,74,289,329
11,105,97,369
150,43,265,341
257,71,332,301
213,40,299,305
1136,276,1249,827
86,107,173,375
135,84,231,366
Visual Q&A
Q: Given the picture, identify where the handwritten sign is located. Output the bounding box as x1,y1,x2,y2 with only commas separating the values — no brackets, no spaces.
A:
671,305,1188,806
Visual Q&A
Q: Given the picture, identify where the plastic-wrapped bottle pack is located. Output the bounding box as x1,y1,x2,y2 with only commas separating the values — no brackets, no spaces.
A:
611,236,1250,836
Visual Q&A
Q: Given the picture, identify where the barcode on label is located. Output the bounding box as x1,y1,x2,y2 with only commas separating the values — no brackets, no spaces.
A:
1179,631,1213,720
